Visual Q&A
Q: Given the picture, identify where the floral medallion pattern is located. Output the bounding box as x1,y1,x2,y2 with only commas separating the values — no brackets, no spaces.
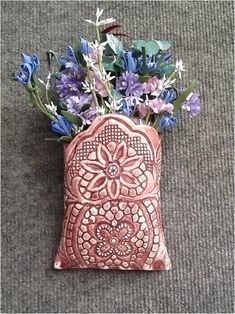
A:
80,141,143,199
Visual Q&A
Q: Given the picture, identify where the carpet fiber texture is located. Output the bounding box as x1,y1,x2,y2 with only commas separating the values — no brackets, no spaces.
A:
1,1,234,313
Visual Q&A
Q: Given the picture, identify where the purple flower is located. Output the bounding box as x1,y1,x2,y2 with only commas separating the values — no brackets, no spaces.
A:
116,72,143,97
65,94,93,115
182,92,201,118
78,107,97,125
56,67,84,98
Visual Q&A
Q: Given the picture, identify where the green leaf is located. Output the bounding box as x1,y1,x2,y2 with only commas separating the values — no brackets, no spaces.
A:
133,40,160,55
173,81,196,114
139,75,151,83
161,64,175,75
106,34,124,55
57,135,72,143
114,58,125,70
61,110,82,126
112,89,123,100
46,50,61,67
51,72,62,80
155,40,172,51
104,61,116,72
58,99,67,109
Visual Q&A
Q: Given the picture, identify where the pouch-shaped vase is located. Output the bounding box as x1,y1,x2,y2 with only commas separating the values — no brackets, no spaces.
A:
54,114,171,271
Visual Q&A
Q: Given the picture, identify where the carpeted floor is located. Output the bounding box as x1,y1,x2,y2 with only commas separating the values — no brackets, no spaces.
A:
1,1,234,313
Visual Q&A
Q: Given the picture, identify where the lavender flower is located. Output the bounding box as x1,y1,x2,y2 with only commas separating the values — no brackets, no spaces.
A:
56,67,84,99
116,72,143,97
79,107,97,125
65,93,93,115
182,92,201,118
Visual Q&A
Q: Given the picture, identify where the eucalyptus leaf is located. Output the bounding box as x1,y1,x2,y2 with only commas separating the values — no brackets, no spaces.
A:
104,61,116,72
61,110,82,126
133,40,160,55
51,72,62,80
58,99,67,109
106,34,124,55
112,89,123,100
161,64,175,75
173,81,196,114
155,40,172,51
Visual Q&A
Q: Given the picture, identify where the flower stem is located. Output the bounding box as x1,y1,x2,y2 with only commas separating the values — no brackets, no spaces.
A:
31,90,55,121
86,66,100,109
153,113,162,132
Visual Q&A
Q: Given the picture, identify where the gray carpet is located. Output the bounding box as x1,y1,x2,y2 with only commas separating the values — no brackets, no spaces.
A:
1,1,234,313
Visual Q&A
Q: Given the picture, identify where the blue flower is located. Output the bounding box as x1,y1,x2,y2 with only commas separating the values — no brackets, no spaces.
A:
160,89,175,103
66,46,79,65
123,51,139,73
14,53,40,86
51,115,72,136
80,38,92,55
137,55,157,74
117,97,139,116
159,113,177,129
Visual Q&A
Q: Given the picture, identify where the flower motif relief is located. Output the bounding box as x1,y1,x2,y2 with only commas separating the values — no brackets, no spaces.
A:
95,222,133,257
80,141,143,198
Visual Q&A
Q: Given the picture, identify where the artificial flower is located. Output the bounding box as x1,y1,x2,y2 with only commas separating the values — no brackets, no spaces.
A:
56,67,84,98
159,113,177,129
51,115,72,136
182,92,201,118
116,72,143,97
65,94,93,115
143,77,163,96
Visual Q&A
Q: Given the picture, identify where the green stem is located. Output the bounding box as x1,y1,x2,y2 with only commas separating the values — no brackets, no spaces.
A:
95,24,101,43
142,47,148,76
153,113,163,132
145,111,151,125
86,66,100,109
31,91,55,121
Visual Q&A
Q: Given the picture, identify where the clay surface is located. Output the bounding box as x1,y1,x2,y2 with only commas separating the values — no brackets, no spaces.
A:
55,115,171,270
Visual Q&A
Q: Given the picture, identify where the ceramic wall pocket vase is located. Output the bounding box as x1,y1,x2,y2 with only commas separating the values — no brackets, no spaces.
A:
54,114,171,271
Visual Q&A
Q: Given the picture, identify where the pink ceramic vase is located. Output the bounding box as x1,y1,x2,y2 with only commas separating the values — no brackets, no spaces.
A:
54,114,171,271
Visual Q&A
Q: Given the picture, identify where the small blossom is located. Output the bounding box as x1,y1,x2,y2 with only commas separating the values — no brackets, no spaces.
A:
85,8,115,26
175,59,186,79
90,71,108,97
162,75,176,89
159,113,177,129
45,102,58,116
78,106,97,125
182,92,201,118
56,67,84,98
143,77,163,97
147,98,174,114
65,94,93,115
116,72,143,97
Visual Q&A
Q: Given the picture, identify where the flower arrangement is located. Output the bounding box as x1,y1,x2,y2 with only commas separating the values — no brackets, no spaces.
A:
13,9,201,143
